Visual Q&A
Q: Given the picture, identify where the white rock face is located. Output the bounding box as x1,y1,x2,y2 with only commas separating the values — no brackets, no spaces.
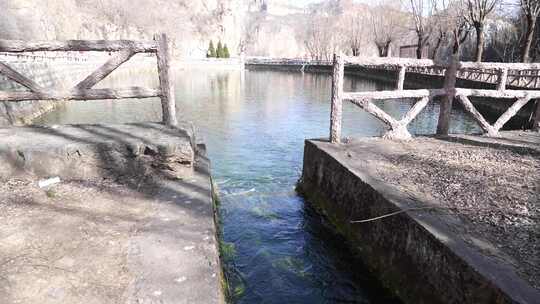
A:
0,0,307,58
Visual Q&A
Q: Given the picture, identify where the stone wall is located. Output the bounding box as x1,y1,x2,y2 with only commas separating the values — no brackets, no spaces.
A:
297,139,538,304
0,59,97,126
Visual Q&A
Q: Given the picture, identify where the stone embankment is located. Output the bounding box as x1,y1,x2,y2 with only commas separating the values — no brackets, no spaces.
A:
0,55,158,126
298,132,540,304
0,58,93,125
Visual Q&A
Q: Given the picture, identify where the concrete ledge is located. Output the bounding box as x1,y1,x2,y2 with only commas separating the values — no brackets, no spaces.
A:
298,139,540,304
444,131,540,156
0,122,225,303
123,148,225,304
0,122,196,179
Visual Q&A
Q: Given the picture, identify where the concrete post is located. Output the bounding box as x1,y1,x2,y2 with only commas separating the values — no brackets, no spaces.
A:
155,33,178,126
437,53,458,136
533,100,540,132
330,53,344,143
396,65,406,90
497,68,508,91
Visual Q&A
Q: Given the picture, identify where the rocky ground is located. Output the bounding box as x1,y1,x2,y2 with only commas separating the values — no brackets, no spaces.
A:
0,164,221,303
0,176,155,304
0,122,221,303
369,138,539,290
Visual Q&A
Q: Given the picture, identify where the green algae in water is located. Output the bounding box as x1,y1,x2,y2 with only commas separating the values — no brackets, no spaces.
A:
223,260,248,302
272,256,311,278
251,205,280,220
219,239,246,302
220,241,237,261
250,199,282,221
232,283,246,298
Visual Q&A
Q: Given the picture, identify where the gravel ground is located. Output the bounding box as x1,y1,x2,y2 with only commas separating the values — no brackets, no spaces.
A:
0,176,155,304
371,138,539,290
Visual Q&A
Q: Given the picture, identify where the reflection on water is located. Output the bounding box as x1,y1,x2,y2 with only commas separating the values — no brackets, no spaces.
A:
35,66,479,303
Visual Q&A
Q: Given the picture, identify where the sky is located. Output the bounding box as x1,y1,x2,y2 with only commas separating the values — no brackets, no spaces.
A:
292,0,339,5
291,0,520,8
294,0,324,5
290,0,369,7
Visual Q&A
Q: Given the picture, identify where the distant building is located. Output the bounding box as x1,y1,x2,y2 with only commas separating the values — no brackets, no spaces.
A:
399,44,430,59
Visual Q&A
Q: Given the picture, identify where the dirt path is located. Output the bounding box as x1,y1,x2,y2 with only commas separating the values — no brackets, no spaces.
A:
0,177,155,304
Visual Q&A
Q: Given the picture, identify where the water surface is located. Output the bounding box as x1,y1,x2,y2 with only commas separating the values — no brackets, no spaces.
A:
36,65,478,303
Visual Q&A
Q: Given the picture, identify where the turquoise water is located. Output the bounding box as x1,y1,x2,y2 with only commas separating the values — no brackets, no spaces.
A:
36,66,478,303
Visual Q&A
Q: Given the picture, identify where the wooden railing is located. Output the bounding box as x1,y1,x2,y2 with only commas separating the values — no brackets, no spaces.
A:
329,55,540,142
0,34,177,126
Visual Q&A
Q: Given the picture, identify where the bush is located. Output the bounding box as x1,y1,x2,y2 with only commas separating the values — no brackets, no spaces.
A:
223,44,230,58
216,41,223,58
207,40,216,58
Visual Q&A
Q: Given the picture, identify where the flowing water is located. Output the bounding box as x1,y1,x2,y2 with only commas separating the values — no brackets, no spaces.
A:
35,64,479,303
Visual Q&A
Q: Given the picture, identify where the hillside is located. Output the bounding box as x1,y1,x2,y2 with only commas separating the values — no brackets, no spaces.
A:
0,0,308,58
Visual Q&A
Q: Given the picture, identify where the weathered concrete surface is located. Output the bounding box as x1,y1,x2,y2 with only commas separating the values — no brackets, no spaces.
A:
298,137,540,304
0,99,62,125
447,130,540,155
123,149,224,304
0,122,195,178
0,122,225,303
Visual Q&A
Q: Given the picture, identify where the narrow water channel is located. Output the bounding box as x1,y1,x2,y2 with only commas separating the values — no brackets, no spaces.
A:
35,64,479,303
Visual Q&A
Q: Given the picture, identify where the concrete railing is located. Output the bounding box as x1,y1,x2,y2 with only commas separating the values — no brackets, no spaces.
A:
0,34,177,126
0,52,90,62
247,56,540,90
329,55,540,142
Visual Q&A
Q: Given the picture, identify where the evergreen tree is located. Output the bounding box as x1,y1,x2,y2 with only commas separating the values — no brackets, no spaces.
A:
223,44,230,58
207,40,216,58
216,41,223,58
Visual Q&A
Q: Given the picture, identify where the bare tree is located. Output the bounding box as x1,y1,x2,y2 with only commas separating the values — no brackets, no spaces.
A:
303,14,339,60
370,2,405,57
486,21,520,61
428,0,471,59
238,11,266,55
463,0,500,62
431,1,454,59
404,0,436,58
447,1,473,55
451,12,473,55
535,14,540,60
430,0,452,59
519,0,540,62
302,1,343,60
341,8,371,56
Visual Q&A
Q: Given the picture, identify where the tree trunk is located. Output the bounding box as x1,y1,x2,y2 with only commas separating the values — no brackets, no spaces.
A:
431,35,443,60
522,15,537,63
437,53,459,135
453,37,460,54
474,24,485,62
416,34,423,59
377,44,389,57
377,46,385,57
